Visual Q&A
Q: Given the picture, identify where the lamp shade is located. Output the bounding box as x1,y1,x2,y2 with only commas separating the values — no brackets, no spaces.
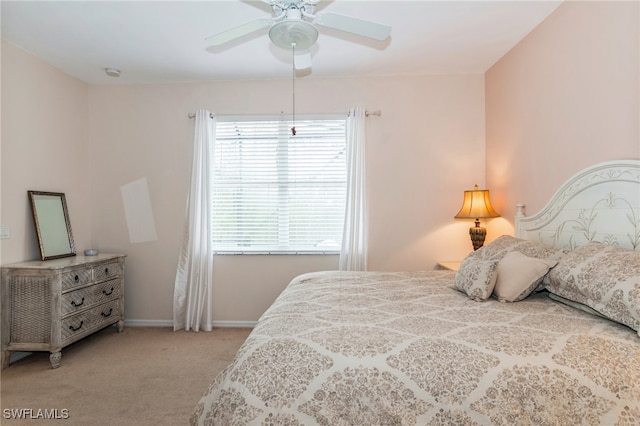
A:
454,185,500,220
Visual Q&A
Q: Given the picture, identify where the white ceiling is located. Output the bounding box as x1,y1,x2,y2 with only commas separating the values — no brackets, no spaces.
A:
1,1,562,85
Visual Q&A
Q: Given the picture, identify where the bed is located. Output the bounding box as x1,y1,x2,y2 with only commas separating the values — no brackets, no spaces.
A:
191,159,640,425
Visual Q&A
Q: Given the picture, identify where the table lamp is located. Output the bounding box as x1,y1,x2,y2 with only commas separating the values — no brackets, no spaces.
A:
454,185,500,250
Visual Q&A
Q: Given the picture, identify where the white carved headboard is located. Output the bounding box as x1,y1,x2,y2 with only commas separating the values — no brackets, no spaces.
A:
515,159,640,251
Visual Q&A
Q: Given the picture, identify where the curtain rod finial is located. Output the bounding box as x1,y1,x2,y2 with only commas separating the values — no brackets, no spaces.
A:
188,112,214,119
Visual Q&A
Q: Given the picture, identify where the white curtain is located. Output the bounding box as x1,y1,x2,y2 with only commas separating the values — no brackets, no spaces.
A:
173,110,215,332
339,106,368,271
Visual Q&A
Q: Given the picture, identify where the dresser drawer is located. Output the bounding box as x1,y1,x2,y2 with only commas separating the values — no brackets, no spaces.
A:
61,269,92,291
61,278,122,316
94,262,122,282
61,300,121,342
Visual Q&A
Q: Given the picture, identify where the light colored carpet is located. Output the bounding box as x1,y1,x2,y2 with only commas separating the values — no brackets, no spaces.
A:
0,326,251,426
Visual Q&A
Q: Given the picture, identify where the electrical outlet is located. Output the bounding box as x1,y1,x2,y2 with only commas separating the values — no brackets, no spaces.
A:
0,225,10,239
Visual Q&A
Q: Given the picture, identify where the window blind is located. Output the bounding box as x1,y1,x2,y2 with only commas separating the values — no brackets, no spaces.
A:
212,117,347,253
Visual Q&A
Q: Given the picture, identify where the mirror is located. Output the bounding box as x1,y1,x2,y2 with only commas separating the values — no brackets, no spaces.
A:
28,191,76,260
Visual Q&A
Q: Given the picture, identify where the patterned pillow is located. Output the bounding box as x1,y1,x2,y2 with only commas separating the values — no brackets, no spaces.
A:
470,235,523,260
493,251,558,302
454,256,498,301
546,242,640,335
473,235,566,264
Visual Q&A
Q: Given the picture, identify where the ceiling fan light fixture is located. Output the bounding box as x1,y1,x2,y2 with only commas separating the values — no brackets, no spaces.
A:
269,20,318,50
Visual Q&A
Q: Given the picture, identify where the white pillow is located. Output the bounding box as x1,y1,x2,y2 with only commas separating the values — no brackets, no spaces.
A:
493,251,557,302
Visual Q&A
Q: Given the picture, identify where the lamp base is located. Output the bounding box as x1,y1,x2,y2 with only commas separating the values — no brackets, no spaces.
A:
469,220,487,251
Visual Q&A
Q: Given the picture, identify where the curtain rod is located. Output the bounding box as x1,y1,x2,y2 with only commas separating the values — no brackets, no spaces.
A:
187,110,382,119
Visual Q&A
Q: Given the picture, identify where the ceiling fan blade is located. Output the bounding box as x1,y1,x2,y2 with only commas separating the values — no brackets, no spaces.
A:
314,12,391,41
294,51,312,70
205,18,271,47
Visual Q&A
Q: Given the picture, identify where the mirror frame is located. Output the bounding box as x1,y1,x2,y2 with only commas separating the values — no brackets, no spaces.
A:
28,190,76,261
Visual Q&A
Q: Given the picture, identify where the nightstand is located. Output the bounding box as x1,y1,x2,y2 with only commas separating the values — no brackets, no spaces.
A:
436,261,462,272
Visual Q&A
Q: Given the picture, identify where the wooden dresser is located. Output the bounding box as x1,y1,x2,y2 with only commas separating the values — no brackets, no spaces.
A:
1,253,125,369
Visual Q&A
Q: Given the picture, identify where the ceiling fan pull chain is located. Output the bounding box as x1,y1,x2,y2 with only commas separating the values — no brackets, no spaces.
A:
291,42,296,136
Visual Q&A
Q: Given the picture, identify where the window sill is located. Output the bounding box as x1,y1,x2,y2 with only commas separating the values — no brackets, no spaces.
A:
213,250,340,256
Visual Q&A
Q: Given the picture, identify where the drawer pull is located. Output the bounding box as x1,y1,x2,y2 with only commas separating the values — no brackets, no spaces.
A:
102,287,115,296
74,274,80,283
104,267,110,275
101,308,113,317
69,321,84,332
71,297,85,307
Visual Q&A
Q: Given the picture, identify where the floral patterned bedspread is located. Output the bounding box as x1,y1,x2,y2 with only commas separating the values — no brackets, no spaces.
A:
191,271,640,425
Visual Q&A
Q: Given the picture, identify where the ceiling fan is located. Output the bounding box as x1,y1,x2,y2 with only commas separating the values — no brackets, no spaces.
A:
205,0,392,70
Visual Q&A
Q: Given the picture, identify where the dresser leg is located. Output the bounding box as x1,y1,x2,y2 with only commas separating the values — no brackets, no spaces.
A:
49,351,62,369
117,320,125,333
1,350,10,369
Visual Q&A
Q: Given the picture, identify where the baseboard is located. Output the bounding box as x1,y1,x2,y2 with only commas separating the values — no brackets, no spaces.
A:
212,320,257,328
124,319,173,327
124,319,256,328
9,351,31,363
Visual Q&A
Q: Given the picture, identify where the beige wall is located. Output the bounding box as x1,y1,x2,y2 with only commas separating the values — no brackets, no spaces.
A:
1,41,92,265
485,0,640,231
88,75,485,323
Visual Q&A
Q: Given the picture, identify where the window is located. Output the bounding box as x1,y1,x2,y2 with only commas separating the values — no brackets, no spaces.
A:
212,116,347,253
